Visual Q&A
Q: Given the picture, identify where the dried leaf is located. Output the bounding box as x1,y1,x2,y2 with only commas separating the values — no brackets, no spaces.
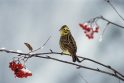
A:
24,43,33,52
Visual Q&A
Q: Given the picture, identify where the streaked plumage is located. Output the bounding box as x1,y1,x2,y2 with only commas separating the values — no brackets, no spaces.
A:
59,25,80,62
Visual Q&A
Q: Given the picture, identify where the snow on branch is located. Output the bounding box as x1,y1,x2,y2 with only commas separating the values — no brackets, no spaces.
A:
0,48,124,81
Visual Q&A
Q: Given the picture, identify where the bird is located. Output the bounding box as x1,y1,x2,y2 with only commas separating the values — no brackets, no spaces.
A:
59,25,81,62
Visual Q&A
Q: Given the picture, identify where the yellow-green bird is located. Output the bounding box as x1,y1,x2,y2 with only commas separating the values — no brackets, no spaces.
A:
59,25,81,62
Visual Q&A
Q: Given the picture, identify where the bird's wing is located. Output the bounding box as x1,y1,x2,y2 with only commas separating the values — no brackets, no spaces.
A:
67,33,77,53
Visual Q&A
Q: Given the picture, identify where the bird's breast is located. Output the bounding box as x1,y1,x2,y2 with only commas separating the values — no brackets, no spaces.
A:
63,49,70,55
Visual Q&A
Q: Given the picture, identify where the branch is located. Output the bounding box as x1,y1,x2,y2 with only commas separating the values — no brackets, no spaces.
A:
34,55,124,81
0,48,124,81
91,16,124,29
101,16,124,29
105,0,124,22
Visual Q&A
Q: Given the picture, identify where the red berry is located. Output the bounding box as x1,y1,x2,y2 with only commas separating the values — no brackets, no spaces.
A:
16,64,23,69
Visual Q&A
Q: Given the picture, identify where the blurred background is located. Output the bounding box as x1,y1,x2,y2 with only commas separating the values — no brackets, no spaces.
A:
0,0,124,83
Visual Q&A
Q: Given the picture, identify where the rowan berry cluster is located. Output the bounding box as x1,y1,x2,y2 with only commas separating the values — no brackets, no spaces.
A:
9,61,32,78
79,23,99,39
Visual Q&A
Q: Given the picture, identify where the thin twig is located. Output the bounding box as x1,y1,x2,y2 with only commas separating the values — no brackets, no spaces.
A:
101,16,124,29
42,36,51,48
29,36,51,53
90,16,124,29
105,0,124,22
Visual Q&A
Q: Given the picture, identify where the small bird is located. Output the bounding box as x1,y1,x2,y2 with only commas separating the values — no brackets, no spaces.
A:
59,25,81,62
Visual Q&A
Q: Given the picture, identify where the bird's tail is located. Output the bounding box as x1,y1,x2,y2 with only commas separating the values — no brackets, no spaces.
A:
72,54,81,63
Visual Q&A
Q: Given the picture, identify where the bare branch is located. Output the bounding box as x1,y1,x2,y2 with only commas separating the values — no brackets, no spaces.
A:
0,48,124,81
90,16,124,29
104,0,124,22
101,16,124,29
28,54,124,81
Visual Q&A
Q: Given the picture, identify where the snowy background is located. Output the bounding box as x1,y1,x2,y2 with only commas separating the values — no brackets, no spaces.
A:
0,0,124,83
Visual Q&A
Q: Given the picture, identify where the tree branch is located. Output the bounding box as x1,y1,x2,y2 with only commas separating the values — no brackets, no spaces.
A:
90,16,124,29
0,48,124,81
104,0,124,22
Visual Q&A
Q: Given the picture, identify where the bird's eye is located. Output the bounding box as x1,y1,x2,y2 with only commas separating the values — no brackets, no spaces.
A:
63,28,66,30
